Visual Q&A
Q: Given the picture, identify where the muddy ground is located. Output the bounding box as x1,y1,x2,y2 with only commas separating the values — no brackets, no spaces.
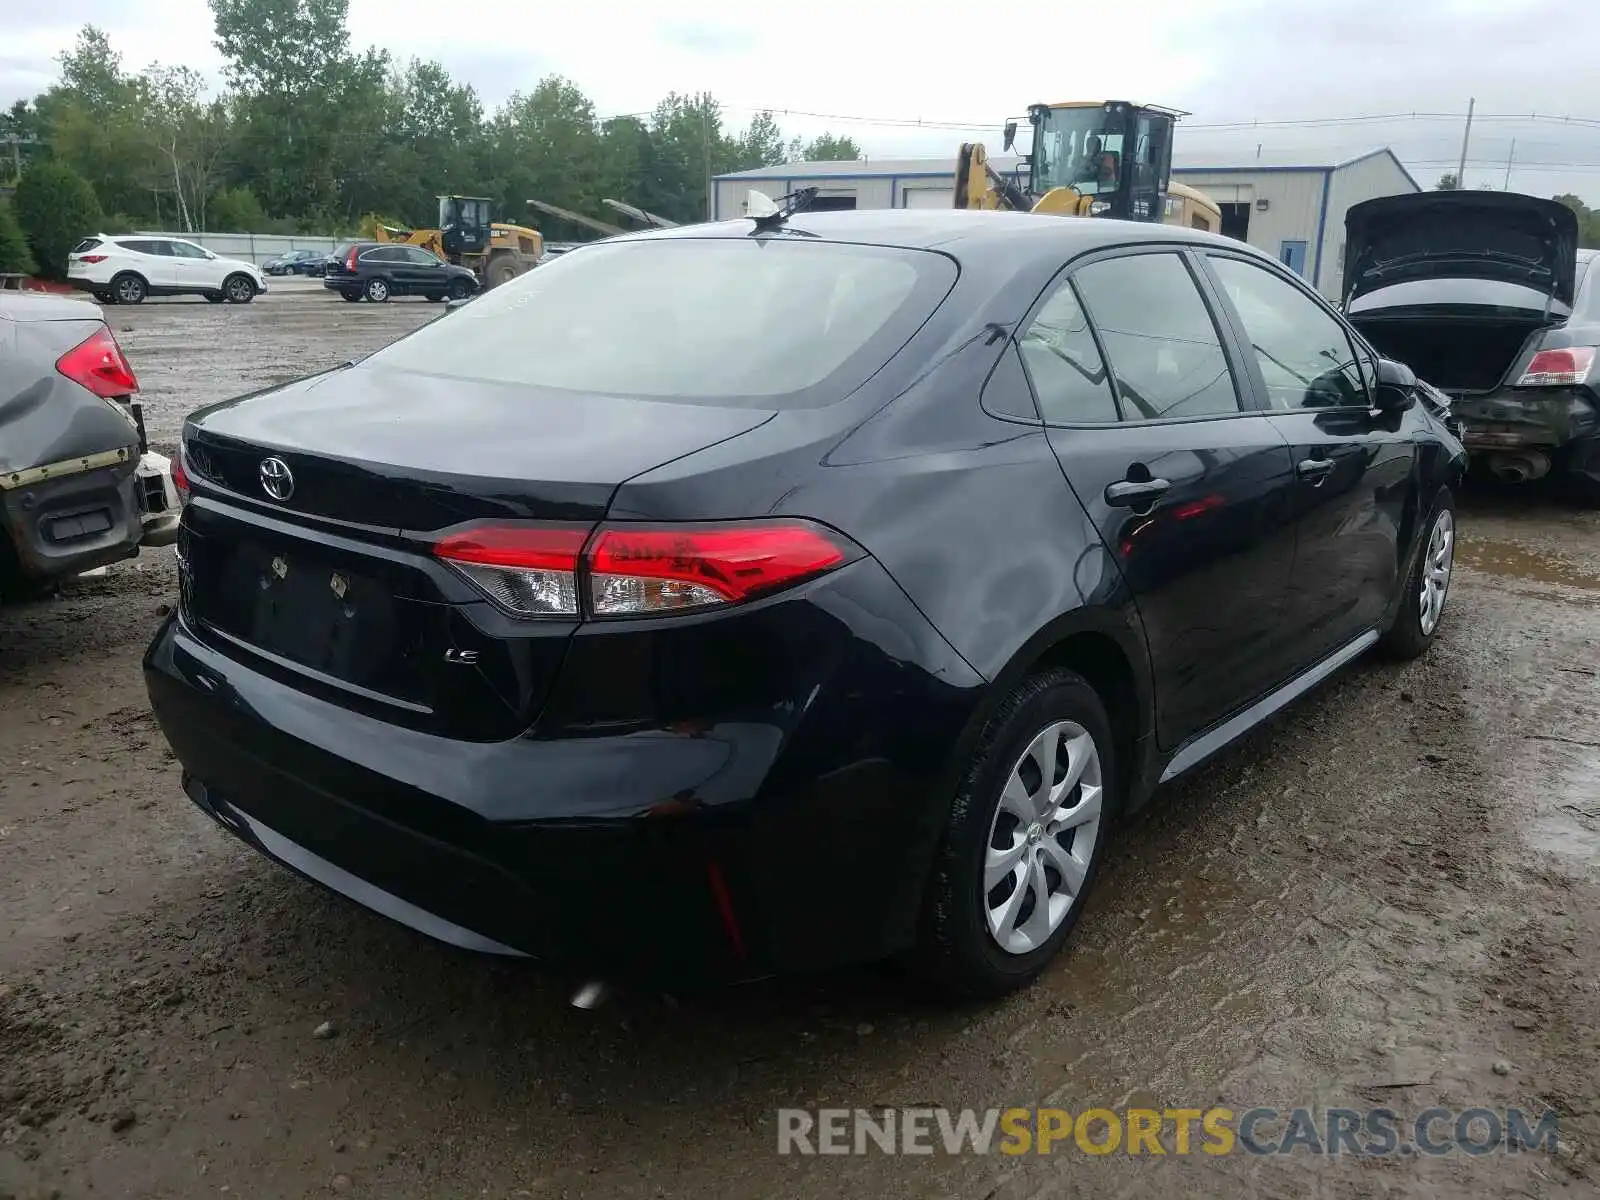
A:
2,287,1599,1199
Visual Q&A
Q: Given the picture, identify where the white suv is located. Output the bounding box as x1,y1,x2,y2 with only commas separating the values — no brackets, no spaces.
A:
66,235,268,306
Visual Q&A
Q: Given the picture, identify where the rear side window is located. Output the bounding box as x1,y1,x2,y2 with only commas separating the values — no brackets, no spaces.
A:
1072,253,1241,421
362,237,959,408
1018,280,1118,423
1208,256,1368,409
116,239,157,255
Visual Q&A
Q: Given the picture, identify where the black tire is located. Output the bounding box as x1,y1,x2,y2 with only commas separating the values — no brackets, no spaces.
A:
424,292,443,303
364,277,391,303
1379,486,1455,661
95,292,116,305
911,668,1116,998
488,256,520,288
204,292,225,304
340,290,362,302
224,274,256,304
111,273,146,305
446,278,473,301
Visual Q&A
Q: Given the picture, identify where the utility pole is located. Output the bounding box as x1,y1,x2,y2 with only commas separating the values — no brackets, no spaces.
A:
703,107,712,221
2,134,40,184
1455,97,1475,190
1503,138,1516,191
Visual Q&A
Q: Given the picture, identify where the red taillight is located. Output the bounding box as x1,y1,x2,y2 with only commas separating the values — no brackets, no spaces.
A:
432,519,857,619
345,248,359,271
170,449,191,504
1517,347,1595,387
588,522,851,615
78,254,108,264
55,326,139,398
433,525,587,616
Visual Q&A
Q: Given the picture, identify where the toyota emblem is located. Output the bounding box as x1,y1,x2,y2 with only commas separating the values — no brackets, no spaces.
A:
259,456,295,501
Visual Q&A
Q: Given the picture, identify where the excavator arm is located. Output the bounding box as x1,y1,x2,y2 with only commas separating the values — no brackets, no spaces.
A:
953,143,1030,211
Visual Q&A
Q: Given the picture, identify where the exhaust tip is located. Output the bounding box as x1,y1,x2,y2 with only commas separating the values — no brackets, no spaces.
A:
569,980,609,1010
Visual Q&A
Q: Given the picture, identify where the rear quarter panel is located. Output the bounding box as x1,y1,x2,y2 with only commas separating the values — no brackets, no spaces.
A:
0,316,140,476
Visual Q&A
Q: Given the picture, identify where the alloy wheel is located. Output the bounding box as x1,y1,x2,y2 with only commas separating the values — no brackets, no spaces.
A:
227,276,254,303
1418,508,1454,635
983,720,1104,955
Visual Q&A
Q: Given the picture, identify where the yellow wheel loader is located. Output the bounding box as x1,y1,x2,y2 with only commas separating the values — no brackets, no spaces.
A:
374,196,544,289
955,101,1222,232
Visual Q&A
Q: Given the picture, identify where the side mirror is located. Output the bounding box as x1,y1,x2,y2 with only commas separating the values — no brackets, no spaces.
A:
1373,358,1418,412
1002,120,1019,152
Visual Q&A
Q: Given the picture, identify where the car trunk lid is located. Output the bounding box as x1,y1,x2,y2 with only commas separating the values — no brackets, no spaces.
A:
179,365,775,738
1343,191,1579,308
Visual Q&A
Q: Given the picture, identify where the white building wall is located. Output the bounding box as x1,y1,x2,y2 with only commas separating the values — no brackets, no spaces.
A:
713,173,914,219
1174,169,1331,289
1320,153,1420,302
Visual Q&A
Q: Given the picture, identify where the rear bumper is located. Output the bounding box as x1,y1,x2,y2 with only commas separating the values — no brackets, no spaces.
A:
1454,386,1599,452
1,455,143,583
143,559,985,985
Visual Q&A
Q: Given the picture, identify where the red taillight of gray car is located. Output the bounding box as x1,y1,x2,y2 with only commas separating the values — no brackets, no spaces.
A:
55,326,139,398
432,519,861,618
1517,347,1596,387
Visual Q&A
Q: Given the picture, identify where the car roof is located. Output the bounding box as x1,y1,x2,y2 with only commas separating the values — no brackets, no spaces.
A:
612,208,1250,262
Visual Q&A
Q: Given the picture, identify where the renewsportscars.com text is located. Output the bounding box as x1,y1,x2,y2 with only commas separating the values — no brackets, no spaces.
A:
776,1106,1560,1157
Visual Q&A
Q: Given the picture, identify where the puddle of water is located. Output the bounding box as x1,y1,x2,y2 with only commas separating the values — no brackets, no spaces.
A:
1528,750,1600,867
1455,538,1600,591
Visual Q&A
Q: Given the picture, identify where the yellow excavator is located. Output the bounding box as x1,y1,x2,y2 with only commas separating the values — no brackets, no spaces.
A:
955,101,1221,232
374,196,544,289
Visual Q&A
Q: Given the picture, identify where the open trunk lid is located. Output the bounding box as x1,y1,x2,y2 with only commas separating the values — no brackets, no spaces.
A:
1343,191,1579,308
179,365,774,740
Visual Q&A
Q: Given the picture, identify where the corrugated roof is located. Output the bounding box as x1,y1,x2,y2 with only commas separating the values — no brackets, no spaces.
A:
716,147,1412,182
715,156,1020,180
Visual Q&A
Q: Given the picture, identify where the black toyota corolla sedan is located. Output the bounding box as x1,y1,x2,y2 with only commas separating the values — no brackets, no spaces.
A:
145,209,1465,997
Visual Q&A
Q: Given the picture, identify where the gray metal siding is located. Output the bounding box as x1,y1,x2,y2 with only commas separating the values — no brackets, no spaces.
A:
1320,154,1421,301
1172,169,1330,286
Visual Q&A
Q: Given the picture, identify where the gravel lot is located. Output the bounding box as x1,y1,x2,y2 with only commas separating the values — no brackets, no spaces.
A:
2,285,1598,1199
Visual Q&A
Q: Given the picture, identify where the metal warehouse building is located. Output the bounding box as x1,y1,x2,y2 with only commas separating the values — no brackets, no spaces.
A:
712,147,1420,299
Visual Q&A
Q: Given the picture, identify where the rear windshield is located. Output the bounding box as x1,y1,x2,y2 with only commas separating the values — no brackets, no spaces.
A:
71,238,102,254
360,236,958,408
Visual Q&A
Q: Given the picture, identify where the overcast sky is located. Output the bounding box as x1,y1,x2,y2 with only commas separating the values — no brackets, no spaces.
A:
6,0,1600,200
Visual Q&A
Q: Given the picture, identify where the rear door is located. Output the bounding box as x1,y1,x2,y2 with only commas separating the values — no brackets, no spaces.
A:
123,239,178,288
1200,250,1416,660
1029,247,1300,750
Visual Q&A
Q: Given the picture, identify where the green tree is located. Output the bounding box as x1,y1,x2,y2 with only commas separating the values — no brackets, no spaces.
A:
790,132,861,162
1434,172,1459,191
208,185,267,230
730,111,786,170
0,202,37,275
14,161,103,279
39,26,153,219
1554,193,1600,250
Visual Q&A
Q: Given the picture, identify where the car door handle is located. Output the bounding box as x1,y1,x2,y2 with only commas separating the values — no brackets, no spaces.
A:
1104,478,1172,506
1297,457,1335,481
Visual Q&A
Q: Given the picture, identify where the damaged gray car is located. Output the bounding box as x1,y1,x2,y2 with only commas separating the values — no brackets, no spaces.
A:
1343,191,1599,505
1,292,179,599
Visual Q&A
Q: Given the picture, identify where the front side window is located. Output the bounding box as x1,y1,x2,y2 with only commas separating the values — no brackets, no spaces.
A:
170,241,209,259
361,237,958,409
1018,280,1118,423
1071,252,1241,421
405,248,441,265
1208,256,1368,410
1031,105,1125,197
